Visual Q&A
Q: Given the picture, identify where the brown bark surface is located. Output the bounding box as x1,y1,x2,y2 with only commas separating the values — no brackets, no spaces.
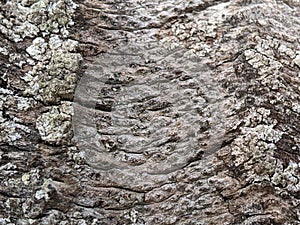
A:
1,0,300,224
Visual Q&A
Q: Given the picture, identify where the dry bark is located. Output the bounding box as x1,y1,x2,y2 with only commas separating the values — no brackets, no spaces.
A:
1,0,300,224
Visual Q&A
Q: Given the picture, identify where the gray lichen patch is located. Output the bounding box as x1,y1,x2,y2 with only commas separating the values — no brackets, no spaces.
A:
158,2,231,56
36,101,73,145
0,88,36,144
1,0,77,42
0,121,23,143
22,35,81,104
0,0,80,220
1,0,81,104
26,37,48,60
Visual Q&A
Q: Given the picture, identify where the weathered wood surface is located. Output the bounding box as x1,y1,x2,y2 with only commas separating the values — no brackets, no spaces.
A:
1,0,300,224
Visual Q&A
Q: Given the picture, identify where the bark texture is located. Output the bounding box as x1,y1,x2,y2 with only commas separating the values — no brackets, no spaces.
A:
1,0,300,224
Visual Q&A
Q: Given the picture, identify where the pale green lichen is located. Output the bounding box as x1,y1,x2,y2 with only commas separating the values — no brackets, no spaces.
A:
2,0,78,41
2,0,81,105
26,37,48,60
36,101,73,144
21,173,31,186
23,36,81,103
49,51,81,72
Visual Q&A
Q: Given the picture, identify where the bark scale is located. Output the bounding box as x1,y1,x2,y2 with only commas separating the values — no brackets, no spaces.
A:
0,0,300,224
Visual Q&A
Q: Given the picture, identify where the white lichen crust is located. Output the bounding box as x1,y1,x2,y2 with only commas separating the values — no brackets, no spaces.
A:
36,101,73,145
0,0,82,223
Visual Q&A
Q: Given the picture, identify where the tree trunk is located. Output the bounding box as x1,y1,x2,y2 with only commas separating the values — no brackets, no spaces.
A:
1,0,300,224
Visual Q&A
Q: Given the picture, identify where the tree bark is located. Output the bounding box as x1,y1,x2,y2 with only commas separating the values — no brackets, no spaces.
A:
1,0,300,224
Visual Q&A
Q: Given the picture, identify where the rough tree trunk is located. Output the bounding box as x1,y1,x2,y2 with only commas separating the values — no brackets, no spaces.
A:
1,0,300,224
